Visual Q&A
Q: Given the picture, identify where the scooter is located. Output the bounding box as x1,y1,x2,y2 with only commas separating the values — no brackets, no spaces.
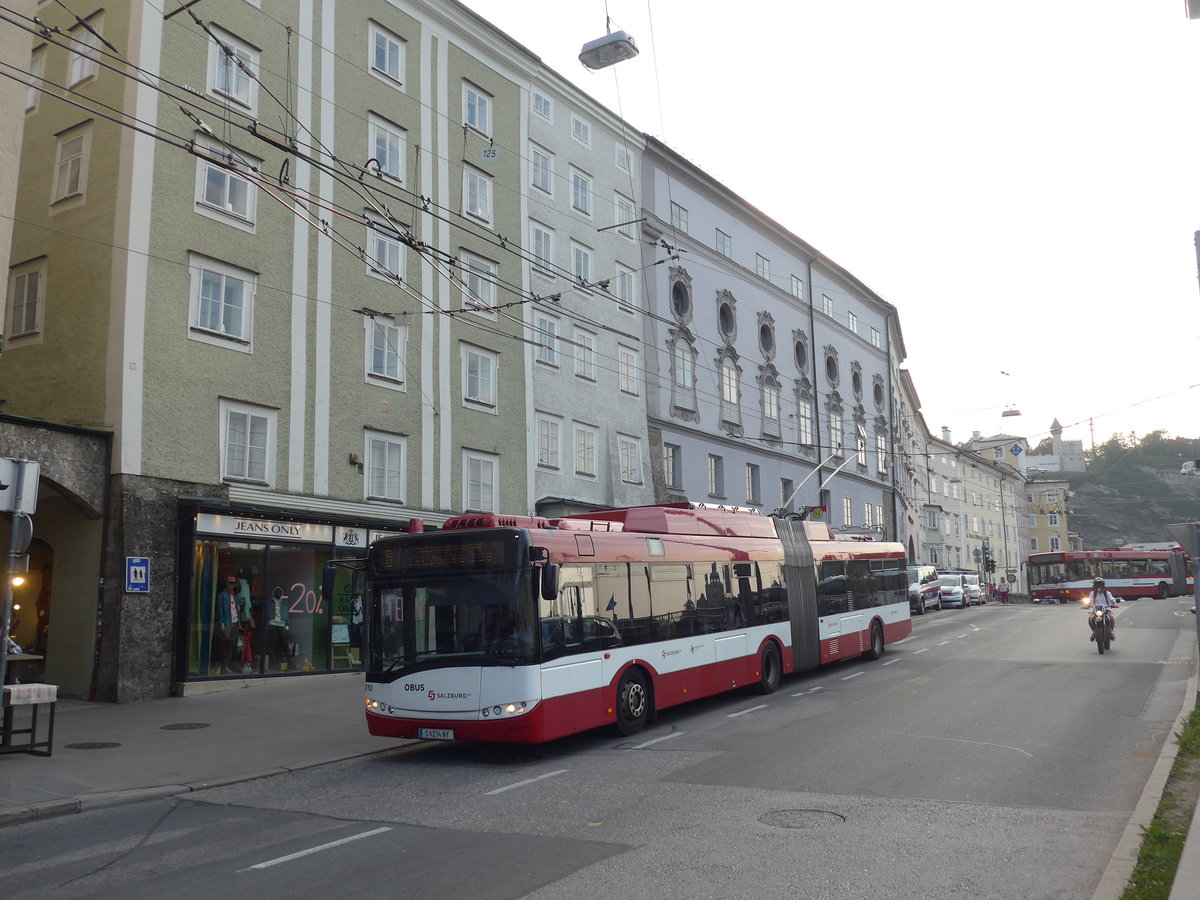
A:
1081,597,1113,654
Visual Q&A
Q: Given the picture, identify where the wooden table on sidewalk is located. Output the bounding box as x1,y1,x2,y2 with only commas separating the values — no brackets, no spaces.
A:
2,654,55,756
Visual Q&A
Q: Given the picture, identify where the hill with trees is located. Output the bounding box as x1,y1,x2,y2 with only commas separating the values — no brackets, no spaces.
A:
1036,432,1200,549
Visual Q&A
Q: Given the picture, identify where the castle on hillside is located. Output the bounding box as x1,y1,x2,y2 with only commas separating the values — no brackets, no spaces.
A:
1025,419,1087,473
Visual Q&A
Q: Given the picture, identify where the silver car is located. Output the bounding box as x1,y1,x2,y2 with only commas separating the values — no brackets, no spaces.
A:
938,573,969,609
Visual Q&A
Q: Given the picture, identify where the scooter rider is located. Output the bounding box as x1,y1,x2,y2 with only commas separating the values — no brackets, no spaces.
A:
1086,577,1118,641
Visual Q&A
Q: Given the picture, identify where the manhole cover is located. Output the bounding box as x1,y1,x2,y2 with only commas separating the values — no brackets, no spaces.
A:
161,723,211,731
64,742,121,750
759,809,846,829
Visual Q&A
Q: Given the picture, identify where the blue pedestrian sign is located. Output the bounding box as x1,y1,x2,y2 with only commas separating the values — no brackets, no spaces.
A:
1010,443,1023,456
126,557,150,593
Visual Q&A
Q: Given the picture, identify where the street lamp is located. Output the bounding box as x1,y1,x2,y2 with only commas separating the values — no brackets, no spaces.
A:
579,29,639,70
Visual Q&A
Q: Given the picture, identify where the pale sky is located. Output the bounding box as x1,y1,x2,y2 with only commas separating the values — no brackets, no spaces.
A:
462,0,1200,453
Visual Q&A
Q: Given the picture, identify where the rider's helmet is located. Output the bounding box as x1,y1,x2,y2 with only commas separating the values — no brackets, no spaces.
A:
1093,577,1105,589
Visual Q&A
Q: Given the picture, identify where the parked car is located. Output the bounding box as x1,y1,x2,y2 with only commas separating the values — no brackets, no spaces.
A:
963,573,983,605
908,564,941,614
938,572,969,609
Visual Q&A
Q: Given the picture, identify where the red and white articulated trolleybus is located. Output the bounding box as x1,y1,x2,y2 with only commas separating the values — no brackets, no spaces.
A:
1027,547,1192,603
344,503,910,744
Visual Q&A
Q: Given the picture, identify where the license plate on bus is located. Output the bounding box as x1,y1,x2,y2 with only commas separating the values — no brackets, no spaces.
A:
418,728,454,741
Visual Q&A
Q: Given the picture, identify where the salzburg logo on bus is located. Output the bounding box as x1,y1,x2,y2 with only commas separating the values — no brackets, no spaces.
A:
428,691,472,701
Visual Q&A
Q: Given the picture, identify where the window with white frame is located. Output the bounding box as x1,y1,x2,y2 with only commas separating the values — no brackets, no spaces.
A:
369,21,405,86
221,400,274,485
366,218,403,280
855,422,867,465
574,328,596,380
460,251,497,317
864,502,874,527
614,263,635,308
195,139,258,225
530,222,554,274
26,45,45,112
208,27,258,112
571,114,590,145
6,259,45,338
464,82,492,136
1027,515,1037,528
715,229,732,258
756,253,770,280
574,423,598,476
530,143,553,194
52,124,90,204
365,314,406,386
876,431,888,472
1048,513,1059,527
720,355,740,426
1030,536,1039,552
615,143,632,171
745,463,761,504
672,337,696,410
536,414,561,468
871,327,881,348
463,451,498,512
369,113,405,181
535,313,559,366
615,193,636,238
366,431,406,501
829,407,844,456
67,16,101,87
670,202,688,232
189,254,255,348
763,378,781,436
1049,535,1061,551
570,168,592,215
532,91,552,120
463,166,492,224
992,447,1004,460
790,275,804,300
821,295,834,317
708,454,724,497
618,345,639,394
664,443,682,489
571,241,592,286
461,343,497,408
847,311,858,334
1044,489,1059,503
798,394,814,445
618,435,641,483
842,497,853,526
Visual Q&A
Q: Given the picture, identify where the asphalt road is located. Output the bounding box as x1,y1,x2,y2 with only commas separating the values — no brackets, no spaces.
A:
4,596,1195,900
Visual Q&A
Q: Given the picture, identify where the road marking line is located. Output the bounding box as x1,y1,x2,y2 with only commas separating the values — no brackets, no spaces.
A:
728,704,768,718
957,634,969,639
882,659,899,666
841,671,864,680
485,769,569,795
633,732,683,749
937,641,950,646
913,648,929,654
241,827,393,871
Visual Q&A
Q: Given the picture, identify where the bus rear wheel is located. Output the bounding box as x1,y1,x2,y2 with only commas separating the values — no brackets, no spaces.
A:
1158,582,1169,599
615,669,650,736
758,642,781,694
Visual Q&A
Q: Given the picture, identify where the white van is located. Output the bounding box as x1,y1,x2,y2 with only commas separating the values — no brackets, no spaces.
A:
907,564,941,614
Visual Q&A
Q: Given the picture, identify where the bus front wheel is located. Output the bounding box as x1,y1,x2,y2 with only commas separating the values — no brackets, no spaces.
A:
615,669,651,736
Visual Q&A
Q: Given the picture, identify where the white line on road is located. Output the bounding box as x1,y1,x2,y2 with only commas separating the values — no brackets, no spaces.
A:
485,769,570,795
913,648,929,654
241,827,393,871
937,641,951,646
841,671,864,681
633,732,683,749
957,634,969,639
882,659,899,666
728,704,768,718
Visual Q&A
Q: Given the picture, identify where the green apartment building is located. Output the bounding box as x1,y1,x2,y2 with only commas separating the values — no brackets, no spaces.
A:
2,1,536,699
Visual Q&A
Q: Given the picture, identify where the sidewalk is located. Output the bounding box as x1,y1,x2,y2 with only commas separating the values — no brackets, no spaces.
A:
0,672,409,825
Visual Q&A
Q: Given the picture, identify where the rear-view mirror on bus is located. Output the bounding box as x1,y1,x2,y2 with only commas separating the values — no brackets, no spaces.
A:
541,563,560,601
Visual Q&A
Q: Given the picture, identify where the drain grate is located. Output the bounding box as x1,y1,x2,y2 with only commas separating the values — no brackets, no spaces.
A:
64,742,121,750
759,809,846,830
161,723,211,731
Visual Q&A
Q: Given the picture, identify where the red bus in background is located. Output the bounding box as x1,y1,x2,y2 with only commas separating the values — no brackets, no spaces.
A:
343,503,910,744
1027,547,1192,603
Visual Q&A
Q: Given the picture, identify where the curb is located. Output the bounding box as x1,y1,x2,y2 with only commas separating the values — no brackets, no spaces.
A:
1091,657,1198,900
0,744,410,829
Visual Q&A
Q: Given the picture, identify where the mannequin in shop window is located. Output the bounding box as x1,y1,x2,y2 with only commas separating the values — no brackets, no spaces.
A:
266,586,290,670
216,577,240,674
